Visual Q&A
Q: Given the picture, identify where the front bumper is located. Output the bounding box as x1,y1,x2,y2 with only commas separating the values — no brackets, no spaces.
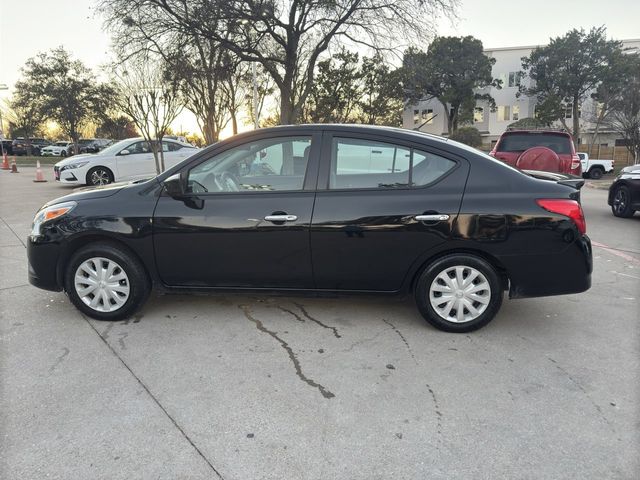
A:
54,166,82,184
27,236,63,291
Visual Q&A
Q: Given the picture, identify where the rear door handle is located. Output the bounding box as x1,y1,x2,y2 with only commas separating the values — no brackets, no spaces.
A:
264,214,297,222
415,214,450,222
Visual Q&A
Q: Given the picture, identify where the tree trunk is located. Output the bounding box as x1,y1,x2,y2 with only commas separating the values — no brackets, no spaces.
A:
231,112,238,135
280,93,296,125
572,97,580,143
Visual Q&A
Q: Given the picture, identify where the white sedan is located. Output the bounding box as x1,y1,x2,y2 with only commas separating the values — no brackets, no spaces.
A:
53,137,199,186
41,141,74,157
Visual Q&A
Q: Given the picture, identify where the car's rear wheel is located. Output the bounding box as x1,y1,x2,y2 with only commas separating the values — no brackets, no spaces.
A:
61,151,67,157
65,242,150,321
611,185,635,218
588,167,604,179
415,254,503,332
86,166,114,186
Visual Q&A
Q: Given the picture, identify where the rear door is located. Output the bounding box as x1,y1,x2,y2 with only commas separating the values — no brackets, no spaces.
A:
310,131,469,291
162,141,198,169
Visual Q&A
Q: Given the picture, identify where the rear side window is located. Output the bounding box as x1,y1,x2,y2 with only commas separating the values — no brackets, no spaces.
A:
330,137,455,190
497,133,572,154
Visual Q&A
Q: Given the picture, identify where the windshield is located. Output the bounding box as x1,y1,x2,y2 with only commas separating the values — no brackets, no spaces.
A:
96,139,138,156
497,133,572,154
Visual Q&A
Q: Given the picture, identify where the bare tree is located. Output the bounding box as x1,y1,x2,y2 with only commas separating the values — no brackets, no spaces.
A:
98,0,456,125
111,53,183,173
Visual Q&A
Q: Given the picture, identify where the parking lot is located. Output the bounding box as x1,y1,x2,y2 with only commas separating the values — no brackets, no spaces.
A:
1,167,638,479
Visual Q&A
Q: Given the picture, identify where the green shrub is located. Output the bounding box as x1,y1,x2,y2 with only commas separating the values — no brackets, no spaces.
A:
450,127,482,147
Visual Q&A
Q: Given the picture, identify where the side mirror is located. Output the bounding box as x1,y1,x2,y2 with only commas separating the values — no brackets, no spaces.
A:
163,173,185,198
119,149,130,156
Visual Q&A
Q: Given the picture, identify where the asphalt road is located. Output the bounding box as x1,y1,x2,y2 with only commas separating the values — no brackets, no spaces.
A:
1,168,638,480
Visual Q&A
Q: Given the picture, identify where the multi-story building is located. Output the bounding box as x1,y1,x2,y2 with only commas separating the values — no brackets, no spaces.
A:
403,39,640,147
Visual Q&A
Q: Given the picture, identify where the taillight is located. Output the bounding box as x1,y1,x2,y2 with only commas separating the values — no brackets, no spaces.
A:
536,199,586,234
571,154,581,170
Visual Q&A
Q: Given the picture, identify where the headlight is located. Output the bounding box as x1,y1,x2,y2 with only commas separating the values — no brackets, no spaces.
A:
30,201,77,238
60,161,89,171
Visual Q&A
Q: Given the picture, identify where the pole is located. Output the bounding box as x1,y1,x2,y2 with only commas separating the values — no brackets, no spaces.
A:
252,61,259,129
0,109,5,157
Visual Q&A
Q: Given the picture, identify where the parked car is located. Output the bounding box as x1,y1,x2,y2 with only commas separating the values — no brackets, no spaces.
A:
0,139,13,155
29,125,592,332
78,138,112,154
578,153,614,179
53,137,199,186
12,137,52,156
490,129,582,176
608,164,640,218
40,141,74,157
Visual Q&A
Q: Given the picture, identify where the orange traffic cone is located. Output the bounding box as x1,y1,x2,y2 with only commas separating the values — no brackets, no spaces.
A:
33,160,47,182
10,156,18,173
1,152,9,170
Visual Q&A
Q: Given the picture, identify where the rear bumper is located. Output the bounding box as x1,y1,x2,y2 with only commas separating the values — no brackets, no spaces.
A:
505,234,592,298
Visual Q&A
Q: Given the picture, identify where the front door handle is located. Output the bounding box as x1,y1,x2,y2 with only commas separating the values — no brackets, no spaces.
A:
264,214,298,222
415,214,450,222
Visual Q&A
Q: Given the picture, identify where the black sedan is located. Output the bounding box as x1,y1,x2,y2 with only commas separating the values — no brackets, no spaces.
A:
27,125,592,332
608,164,640,218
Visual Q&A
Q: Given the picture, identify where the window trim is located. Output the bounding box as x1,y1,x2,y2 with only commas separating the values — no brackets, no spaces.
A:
176,131,322,197
318,131,462,193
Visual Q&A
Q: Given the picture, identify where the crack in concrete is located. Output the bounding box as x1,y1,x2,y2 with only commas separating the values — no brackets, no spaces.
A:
382,319,417,365
0,283,30,291
426,383,443,436
82,314,225,479
118,332,128,350
293,302,341,338
239,304,335,399
547,357,615,433
49,347,70,372
276,305,305,322
0,216,26,248
342,328,390,353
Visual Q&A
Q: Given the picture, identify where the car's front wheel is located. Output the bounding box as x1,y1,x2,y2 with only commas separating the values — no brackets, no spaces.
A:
415,254,503,332
86,166,114,186
611,185,635,218
65,242,150,321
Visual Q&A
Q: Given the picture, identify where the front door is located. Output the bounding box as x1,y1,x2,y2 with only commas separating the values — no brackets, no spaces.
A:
310,132,469,291
153,133,320,288
116,140,155,180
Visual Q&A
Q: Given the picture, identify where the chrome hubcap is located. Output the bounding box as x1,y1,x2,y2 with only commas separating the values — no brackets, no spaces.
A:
91,170,110,185
74,257,130,312
429,266,491,323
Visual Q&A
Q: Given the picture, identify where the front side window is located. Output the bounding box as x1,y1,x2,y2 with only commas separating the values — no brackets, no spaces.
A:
187,136,312,193
125,141,151,155
330,138,456,190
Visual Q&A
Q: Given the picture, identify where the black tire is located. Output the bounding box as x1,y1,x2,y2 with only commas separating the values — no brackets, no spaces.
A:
414,254,503,333
86,166,114,186
588,167,604,180
61,150,67,157
64,242,150,321
611,185,635,218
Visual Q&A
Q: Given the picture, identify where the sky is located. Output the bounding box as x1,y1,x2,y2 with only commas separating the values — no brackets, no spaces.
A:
1,0,639,137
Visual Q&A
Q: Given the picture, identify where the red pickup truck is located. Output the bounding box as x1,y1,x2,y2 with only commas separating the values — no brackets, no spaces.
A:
489,130,582,176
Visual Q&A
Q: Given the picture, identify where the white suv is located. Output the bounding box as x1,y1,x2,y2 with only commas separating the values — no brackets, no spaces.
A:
40,141,74,157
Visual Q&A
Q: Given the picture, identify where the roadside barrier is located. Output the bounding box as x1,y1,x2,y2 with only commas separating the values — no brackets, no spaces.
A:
10,157,18,173
1,152,9,170
33,160,47,182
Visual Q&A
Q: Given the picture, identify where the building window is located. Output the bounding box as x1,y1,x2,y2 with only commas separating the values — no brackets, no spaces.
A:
474,107,484,123
499,73,507,87
508,72,522,87
512,105,520,121
421,109,434,124
497,105,511,122
564,104,581,119
413,109,419,124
